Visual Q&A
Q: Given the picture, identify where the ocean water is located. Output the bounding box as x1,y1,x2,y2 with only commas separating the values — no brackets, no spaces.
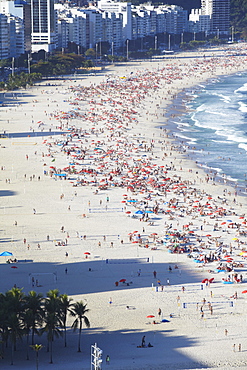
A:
171,72,247,193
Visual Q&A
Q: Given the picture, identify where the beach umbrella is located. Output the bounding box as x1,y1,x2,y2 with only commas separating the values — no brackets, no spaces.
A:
11,266,18,269
161,319,170,322
0,251,13,256
146,315,155,318
242,290,247,294
119,279,126,283
84,252,90,255
135,210,144,214
201,279,208,283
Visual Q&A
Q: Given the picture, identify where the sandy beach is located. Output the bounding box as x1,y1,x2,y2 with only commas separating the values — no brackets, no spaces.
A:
1,45,247,369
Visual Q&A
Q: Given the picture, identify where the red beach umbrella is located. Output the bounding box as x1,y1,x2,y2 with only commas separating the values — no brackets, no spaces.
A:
146,315,155,318
119,279,126,283
242,290,247,294
84,252,90,255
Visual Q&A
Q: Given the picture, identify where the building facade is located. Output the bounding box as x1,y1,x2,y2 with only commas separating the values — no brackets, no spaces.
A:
27,0,57,52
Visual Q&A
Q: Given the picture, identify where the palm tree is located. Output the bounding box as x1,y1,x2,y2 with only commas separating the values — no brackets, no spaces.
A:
22,309,33,360
0,293,9,357
70,301,90,352
5,287,24,317
5,288,25,353
59,294,73,347
41,289,63,364
8,313,24,365
24,291,44,345
30,344,43,370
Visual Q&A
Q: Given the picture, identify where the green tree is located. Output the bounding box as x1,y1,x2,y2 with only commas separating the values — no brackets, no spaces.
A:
30,344,43,370
8,313,24,365
0,293,9,357
85,48,96,58
24,291,44,345
70,301,90,352
59,294,73,348
41,289,62,364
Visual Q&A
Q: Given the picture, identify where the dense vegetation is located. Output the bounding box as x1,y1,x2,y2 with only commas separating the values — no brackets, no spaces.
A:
0,287,90,365
0,72,42,90
31,53,93,77
230,0,247,33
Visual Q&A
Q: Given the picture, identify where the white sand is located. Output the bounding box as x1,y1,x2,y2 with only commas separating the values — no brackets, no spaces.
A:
1,45,247,369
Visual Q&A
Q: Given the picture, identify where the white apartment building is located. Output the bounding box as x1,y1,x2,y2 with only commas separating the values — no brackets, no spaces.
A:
0,0,31,54
102,12,123,48
132,9,150,39
57,10,87,49
0,13,9,59
74,8,102,48
189,9,210,33
156,8,166,35
26,0,57,52
97,0,132,40
9,15,25,57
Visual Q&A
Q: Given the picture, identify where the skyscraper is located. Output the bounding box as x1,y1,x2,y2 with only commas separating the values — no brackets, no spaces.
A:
27,0,57,52
201,0,230,34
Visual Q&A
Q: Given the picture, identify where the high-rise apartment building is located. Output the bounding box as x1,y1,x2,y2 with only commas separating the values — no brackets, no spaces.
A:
0,13,9,59
26,0,57,52
0,0,31,53
201,0,230,34
97,0,132,40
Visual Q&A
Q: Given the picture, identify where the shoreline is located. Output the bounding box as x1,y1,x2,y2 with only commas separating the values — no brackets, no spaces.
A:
161,69,247,200
1,47,247,369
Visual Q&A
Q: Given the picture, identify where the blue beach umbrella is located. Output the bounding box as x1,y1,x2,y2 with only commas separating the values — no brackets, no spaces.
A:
0,251,13,256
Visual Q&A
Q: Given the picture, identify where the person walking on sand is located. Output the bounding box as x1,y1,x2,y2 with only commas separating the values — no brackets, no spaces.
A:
142,335,146,347
158,308,162,319
153,270,157,278
106,355,110,365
